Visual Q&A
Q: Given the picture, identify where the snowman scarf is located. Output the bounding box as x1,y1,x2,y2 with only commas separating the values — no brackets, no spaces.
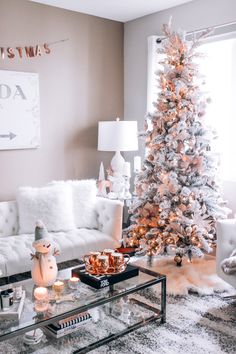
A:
31,252,48,282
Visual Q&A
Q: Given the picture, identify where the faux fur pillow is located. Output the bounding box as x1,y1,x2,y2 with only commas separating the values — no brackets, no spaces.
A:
17,185,75,234
50,179,98,229
70,179,98,229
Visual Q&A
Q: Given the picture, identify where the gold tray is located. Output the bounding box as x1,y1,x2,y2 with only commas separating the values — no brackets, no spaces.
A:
85,264,127,276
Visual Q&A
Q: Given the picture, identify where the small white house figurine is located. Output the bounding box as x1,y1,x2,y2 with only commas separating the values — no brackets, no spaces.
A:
31,221,59,287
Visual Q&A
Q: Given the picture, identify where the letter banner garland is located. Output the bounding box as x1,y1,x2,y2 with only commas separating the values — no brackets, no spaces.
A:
0,38,69,60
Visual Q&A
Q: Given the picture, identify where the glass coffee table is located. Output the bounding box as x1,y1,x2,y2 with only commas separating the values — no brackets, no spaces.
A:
0,263,166,353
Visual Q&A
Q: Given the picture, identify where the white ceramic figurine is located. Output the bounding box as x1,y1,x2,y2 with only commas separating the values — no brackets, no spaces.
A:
31,220,59,287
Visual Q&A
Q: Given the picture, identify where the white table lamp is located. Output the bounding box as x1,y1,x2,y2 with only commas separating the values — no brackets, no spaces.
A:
98,118,138,174
98,118,138,199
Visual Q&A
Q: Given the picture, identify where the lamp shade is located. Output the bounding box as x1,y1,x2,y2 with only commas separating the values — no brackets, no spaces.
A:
98,120,138,152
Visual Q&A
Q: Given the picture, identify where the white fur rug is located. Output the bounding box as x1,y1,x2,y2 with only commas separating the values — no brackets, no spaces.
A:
132,255,234,296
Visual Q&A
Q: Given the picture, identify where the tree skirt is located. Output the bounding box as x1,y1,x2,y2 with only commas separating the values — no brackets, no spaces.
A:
132,255,234,296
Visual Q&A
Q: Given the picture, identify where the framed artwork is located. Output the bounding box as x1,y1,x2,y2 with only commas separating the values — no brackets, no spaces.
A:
0,70,40,150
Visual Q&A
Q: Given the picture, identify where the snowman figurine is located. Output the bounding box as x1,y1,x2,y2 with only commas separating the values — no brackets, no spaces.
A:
31,220,59,287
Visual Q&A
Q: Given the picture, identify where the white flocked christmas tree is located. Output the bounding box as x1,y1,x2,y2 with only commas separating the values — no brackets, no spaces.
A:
124,21,230,265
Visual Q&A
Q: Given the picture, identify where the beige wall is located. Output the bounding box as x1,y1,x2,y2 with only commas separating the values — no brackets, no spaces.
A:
0,0,124,201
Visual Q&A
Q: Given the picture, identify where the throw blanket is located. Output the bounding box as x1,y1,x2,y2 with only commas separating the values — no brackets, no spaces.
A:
221,249,236,274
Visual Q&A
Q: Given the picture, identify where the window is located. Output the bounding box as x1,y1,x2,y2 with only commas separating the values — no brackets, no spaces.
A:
147,34,236,180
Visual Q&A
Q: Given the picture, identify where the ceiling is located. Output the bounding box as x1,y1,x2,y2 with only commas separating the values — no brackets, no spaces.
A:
30,0,194,22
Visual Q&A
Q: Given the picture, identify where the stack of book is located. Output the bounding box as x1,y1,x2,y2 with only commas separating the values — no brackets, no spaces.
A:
43,311,92,338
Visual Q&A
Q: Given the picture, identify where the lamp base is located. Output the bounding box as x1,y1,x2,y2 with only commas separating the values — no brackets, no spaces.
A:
110,151,125,173
108,151,125,199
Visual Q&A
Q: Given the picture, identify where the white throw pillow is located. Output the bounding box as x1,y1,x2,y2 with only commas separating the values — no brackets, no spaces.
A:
70,179,98,229
17,185,75,234
50,179,98,229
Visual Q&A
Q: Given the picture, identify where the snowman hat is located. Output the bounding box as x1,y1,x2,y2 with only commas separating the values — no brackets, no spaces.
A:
34,220,48,243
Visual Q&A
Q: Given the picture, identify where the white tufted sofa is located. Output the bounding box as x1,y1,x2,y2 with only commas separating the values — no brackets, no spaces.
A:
0,197,123,278
216,219,236,288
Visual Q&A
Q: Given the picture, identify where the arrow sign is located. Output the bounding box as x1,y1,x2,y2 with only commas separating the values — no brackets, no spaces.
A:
0,132,17,140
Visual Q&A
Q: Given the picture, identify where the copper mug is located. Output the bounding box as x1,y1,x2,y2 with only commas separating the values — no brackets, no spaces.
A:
103,249,115,267
84,251,101,268
110,252,130,272
96,255,109,273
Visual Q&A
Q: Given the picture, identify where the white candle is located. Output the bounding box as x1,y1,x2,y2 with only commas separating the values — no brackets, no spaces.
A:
34,287,48,301
69,277,79,290
134,156,141,172
123,162,131,177
53,280,64,295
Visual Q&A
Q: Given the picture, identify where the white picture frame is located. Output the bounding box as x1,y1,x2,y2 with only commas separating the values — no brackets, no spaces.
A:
0,70,40,150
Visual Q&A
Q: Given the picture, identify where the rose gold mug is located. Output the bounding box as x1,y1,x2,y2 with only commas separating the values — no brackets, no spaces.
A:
110,252,130,272
96,255,109,274
84,251,101,268
103,249,114,267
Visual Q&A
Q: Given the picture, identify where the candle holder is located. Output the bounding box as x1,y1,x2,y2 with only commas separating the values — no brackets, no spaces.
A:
33,286,49,314
122,161,131,200
23,329,44,346
34,299,49,314
68,277,79,290
53,280,64,300
123,175,131,199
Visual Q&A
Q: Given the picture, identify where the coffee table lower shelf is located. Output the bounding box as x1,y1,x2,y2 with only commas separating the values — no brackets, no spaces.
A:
73,297,165,354
0,264,166,354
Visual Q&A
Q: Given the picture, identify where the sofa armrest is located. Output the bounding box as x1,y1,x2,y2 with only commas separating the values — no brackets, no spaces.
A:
95,197,123,245
216,219,236,288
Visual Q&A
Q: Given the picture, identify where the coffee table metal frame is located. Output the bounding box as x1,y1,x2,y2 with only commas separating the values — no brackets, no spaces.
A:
0,265,166,354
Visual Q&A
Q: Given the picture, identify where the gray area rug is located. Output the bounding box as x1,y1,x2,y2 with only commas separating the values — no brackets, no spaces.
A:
1,288,236,354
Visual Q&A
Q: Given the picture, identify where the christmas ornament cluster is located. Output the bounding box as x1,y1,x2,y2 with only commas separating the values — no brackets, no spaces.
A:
124,21,230,264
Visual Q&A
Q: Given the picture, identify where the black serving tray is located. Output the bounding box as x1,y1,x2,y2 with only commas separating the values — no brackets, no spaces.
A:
72,264,139,289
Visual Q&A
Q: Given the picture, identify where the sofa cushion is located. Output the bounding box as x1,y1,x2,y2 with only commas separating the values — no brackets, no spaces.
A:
0,201,18,237
51,179,98,229
0,229,119,277
17,185,75,234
